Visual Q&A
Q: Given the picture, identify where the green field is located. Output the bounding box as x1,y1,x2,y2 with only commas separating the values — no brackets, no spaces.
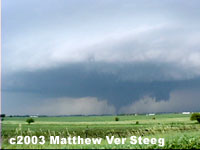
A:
1,113,200,149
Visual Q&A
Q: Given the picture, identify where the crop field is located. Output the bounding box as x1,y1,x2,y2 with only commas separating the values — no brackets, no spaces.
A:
1,113,200,149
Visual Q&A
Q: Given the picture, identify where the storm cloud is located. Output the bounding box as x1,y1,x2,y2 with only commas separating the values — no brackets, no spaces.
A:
2,0,200,115
120,89,200,114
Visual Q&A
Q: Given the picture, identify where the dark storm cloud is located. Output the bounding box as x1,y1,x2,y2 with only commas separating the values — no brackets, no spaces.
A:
120,88,200,113
2,63,200,113
2,0,200,114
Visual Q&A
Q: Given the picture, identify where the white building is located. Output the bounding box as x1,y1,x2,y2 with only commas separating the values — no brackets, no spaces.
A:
182,112,190,115
149,113,155,116
30,115,38,118
146,113,155,116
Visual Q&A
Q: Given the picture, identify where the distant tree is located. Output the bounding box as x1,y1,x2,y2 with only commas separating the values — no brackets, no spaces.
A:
115,117,119,121
190,113,200,123
152,117,156,120
0,114,6,117
1,114,6,121
136,121,139,125
26,118,35,125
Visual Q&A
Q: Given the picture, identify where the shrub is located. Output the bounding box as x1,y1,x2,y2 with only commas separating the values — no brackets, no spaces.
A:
26,118,35,124
1,114,6,122
136,121,139,124
115,117,119,121
152,117,156,120
190,113,200,123
0,114,6,117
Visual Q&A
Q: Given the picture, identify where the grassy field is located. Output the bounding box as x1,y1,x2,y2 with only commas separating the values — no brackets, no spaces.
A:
1,113,200,149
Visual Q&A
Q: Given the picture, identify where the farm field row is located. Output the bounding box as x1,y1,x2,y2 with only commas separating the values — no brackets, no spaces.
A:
2,113,200,149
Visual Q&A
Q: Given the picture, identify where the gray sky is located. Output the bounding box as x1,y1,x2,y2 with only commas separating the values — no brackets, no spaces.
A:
2,0,200,115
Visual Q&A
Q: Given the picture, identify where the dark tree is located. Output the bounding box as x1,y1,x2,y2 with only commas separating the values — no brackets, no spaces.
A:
115,117,119,121
0,114,6,117
26,118,35,124
190,113,200,123
1,114,6,121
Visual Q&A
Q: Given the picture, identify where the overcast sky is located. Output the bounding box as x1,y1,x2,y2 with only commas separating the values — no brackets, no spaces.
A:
2,0,200,115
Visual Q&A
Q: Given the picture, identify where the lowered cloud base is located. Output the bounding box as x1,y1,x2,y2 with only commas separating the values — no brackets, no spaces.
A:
120,89,200,114
25,88,200,115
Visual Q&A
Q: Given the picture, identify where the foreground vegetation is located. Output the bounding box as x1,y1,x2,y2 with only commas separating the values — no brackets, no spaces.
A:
1,113,200,149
